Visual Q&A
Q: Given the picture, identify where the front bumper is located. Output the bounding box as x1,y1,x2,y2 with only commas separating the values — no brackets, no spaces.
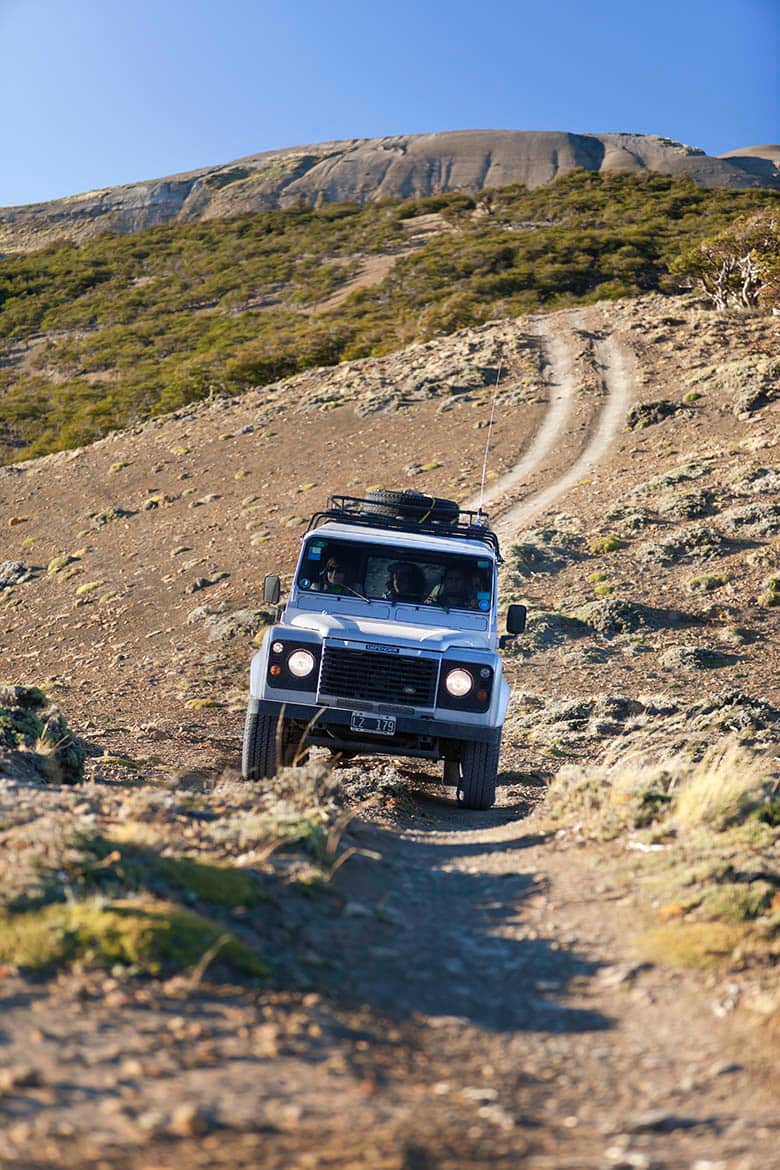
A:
249,698,501,761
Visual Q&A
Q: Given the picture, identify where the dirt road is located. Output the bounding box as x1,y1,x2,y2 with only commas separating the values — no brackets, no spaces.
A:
4,782,775,1169
2,300,779,1169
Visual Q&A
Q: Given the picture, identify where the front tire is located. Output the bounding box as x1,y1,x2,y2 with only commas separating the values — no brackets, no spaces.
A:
242,707,305,779
457,737,500,810
242,706,277,779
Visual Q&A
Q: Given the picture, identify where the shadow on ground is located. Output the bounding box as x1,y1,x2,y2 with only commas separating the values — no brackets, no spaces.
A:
294,808,611,1035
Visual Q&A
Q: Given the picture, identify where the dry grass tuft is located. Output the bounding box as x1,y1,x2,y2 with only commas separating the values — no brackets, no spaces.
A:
672,740,771,831
548,737,775,837
547,737,780,966
635,921,750,969
27,732,65,786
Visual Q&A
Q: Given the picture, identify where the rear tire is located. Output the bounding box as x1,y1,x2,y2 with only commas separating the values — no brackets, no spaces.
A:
242,707,306,779
457,737,500,810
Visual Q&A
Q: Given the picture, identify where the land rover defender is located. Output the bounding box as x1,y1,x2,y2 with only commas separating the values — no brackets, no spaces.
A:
241,491,525,809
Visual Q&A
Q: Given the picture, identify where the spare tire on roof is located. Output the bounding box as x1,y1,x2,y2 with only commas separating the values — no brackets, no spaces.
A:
362,489,460,526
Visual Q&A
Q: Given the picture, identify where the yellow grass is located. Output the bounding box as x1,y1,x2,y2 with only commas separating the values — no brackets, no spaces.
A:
672,740,772,831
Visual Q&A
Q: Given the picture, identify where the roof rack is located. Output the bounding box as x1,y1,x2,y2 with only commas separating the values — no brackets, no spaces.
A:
305,495,502,561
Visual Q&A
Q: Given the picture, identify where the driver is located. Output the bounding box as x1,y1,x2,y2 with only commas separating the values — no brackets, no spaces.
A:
384,561,426,604
427,565,475,609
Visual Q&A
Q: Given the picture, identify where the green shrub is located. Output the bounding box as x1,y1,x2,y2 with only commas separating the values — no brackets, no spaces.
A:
0,899,266,976
590,533,623,554
687,573,728,593
2,173,777,463
759,575,780,607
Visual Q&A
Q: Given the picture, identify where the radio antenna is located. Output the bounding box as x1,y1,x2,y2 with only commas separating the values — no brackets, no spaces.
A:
477,357,502,519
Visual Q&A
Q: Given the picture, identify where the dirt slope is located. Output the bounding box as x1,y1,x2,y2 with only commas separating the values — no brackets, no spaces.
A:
1,292,779,1168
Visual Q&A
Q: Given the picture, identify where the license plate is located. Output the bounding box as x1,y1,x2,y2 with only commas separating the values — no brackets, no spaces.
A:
350,711,396,736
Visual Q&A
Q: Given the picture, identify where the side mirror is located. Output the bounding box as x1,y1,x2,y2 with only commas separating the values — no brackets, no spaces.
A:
506,604,527,635
263,574,281,605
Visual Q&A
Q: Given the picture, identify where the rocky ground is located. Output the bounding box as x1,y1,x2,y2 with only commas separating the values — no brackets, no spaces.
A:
1,291,779,1168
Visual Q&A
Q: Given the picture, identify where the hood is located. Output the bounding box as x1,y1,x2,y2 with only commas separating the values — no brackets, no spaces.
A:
288,610,491,651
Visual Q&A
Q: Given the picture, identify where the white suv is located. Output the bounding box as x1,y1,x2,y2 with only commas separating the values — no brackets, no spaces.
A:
242,492,525,809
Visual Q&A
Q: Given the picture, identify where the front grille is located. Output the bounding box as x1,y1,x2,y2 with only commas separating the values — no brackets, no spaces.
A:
319,646,438,708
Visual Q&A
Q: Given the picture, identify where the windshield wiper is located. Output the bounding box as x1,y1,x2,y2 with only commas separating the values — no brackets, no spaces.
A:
342,584,371,603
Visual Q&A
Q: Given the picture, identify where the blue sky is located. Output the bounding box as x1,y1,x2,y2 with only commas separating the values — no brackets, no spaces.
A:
2,0,777,207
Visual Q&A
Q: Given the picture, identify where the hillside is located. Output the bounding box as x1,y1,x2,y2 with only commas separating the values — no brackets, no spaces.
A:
2,129,779,254
1,290,779,1167
1,170,778,465
719,143,780,180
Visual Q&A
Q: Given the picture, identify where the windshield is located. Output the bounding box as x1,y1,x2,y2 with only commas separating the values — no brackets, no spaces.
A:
296,538,494,612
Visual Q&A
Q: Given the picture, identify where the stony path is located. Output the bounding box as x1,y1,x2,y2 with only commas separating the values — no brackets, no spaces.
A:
4,787,777,1169
495,320,634,538
297,790,780,1169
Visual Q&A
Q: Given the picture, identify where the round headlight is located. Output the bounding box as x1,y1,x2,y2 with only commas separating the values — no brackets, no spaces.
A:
287,649,316,678
445,667,473,697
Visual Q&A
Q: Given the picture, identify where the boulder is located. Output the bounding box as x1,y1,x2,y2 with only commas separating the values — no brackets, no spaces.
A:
570,599,694,635
636,525,731,565
0,561,32,588
659,645,734,670
627,400,686,430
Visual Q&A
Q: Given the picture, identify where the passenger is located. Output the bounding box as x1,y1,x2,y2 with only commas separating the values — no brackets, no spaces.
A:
427,565,475,609
384,561,426,604
470,569,490,607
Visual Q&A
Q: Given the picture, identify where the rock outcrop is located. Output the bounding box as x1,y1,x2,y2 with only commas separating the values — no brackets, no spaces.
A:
2,129,778,253
718,143,780,183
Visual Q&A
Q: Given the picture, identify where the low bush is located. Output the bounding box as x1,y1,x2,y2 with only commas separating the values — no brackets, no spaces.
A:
1,172,777,462
547,739,780,966
0,898,266,976
590,533,623,555
759,574,780,607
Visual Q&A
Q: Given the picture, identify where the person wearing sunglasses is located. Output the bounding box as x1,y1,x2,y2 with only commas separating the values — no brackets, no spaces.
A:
321,557,350,593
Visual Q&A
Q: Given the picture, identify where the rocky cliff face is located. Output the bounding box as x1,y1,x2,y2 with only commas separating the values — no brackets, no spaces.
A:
2,129,778,253
718,144,780,183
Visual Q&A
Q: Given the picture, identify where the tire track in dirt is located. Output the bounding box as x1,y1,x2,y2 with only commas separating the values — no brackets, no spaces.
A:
466,310,634,547
464,317,577,516
494,325,632,543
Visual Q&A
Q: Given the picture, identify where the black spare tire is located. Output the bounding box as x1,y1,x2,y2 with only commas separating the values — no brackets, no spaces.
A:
362,489,460,526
